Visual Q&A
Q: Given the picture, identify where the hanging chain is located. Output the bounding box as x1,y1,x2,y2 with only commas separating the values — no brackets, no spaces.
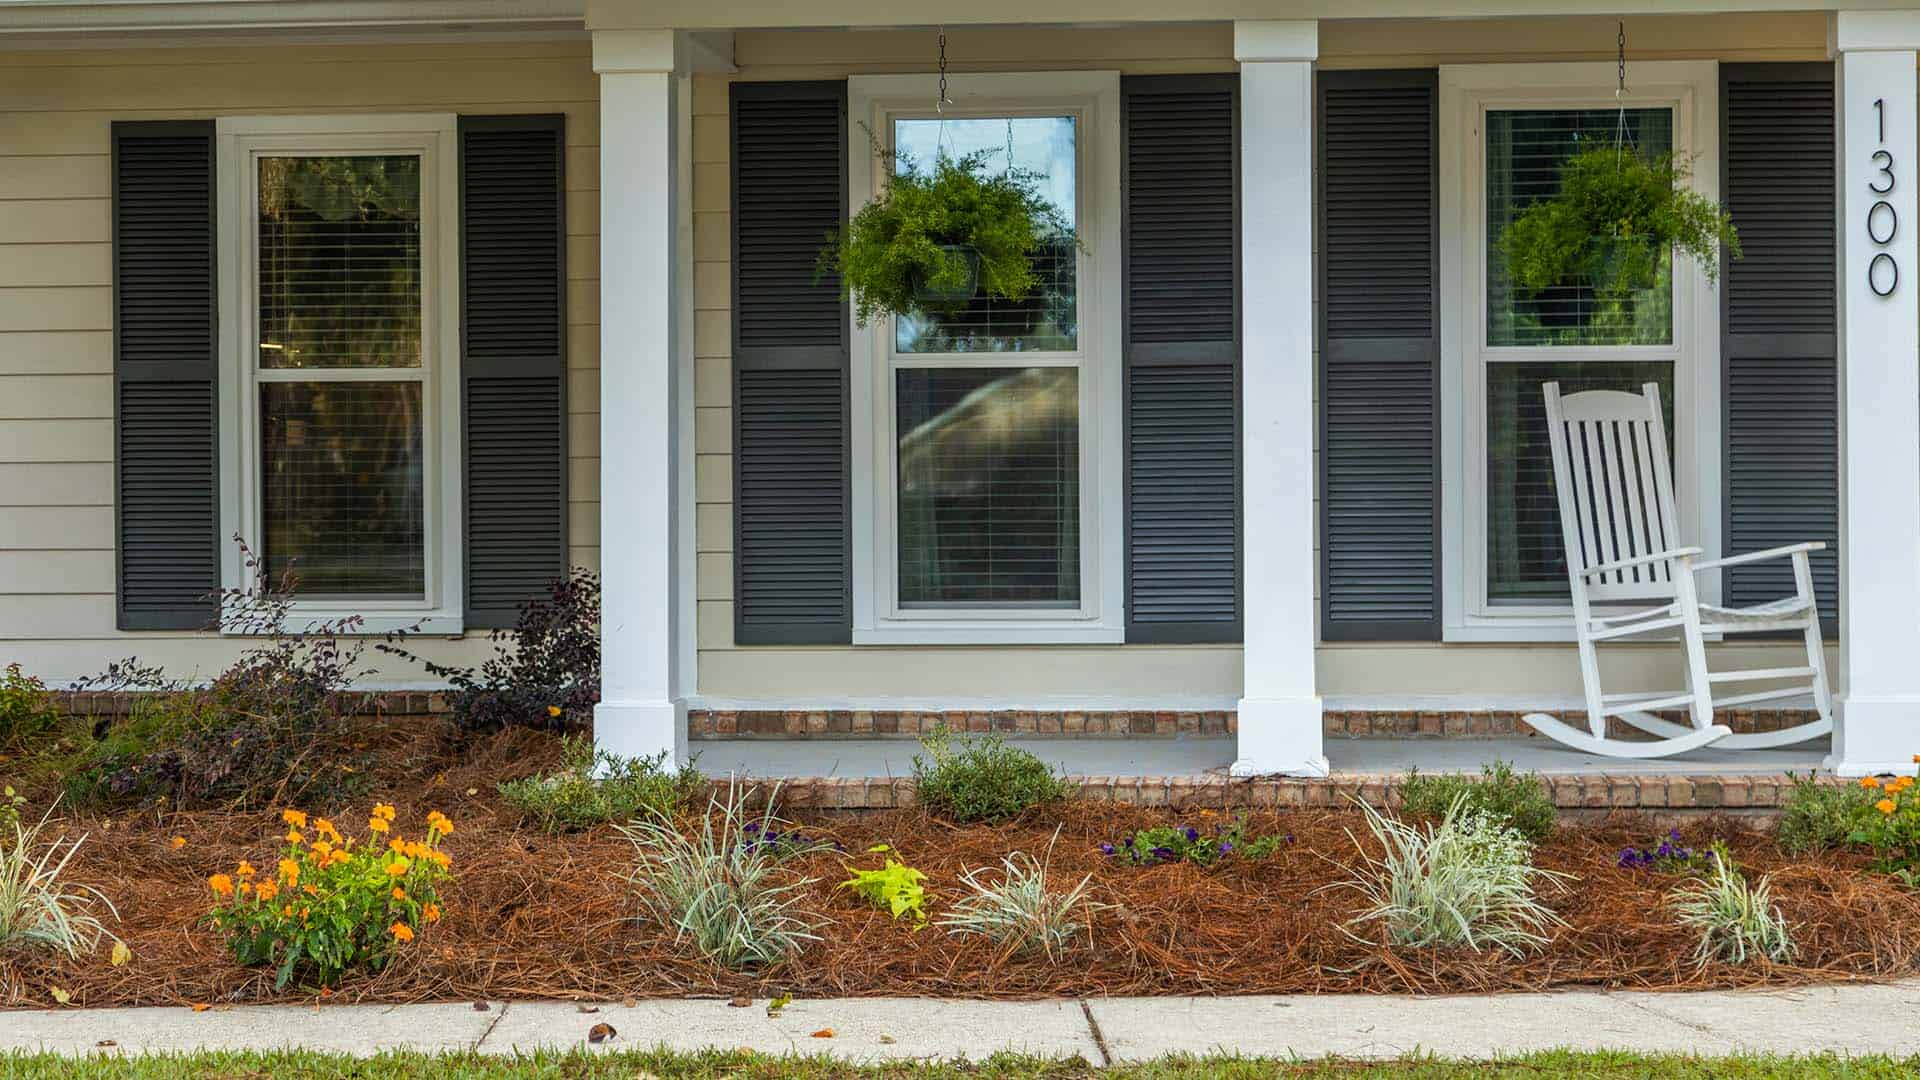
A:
1617,21,1627,98
936,27,952,113
1613,20,1634,157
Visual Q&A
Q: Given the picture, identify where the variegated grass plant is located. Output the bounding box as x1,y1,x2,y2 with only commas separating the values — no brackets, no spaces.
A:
618,781,825,970
937,831,1108,958
0,809,117,959
1670,854,1796,967
1340,793,1569,957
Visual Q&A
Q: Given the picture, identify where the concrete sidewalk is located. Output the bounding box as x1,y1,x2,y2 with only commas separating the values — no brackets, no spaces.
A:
5,983,1920,1062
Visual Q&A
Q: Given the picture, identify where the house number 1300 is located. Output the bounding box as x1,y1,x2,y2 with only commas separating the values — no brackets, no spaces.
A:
1870,98,1899,297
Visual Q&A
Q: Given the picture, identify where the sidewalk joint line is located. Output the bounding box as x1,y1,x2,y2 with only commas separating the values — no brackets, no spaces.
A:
1606,991,1722,1039
1078,999,1112,1067
472,1000,509,1052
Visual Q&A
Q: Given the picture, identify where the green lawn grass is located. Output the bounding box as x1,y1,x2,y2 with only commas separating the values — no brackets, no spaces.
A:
3,1049,1918,1079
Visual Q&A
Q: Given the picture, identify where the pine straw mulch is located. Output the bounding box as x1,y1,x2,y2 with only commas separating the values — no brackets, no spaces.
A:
6,723,1920,1009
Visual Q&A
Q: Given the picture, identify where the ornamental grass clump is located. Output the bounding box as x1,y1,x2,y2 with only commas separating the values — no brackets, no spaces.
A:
911,727,1071,825
205,805,453,989
939,835,1106,958
1341,794,1569,957
619,784,824,971
1670,854,1796,968
0,809,117,960
497,735,704,833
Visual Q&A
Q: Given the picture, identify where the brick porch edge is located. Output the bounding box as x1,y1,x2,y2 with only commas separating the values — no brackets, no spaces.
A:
741,772,1822,812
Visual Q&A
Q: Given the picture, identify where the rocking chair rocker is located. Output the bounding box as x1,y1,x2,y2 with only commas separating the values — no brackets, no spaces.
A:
1521,382,1834,759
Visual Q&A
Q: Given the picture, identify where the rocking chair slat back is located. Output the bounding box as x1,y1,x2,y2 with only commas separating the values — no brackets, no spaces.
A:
1543,383,1681,603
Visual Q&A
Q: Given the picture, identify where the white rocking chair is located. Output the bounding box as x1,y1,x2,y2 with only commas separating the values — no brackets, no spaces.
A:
1521,382,1834,759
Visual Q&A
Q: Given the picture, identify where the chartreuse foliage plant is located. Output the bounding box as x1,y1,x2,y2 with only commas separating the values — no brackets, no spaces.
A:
1342,795,1569,957
840,844,930,926
619,783,826,971
820,145,1073,326
205,805,453,989
0,808,118,959
1497,146,1739,302
1670,852,1796,968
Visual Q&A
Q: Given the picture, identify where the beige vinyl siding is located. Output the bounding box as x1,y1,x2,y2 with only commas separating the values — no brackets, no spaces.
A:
693,16,1833,703
0,39,599,685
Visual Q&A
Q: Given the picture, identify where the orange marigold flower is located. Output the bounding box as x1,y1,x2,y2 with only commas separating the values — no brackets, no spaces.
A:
1862,776,1882,789
285,829,304,844
547,705,563,718
422,903,440,923
392,887,406,901
368,816,390,834
236,861,256,879
311,840,333,858
254,881,278,901
426,811,453,836
1912,754,1920,764
327,849,351,867
278,859,300,884
386,859,411,877
1879,798,1899,814
281,904,294,917
238,881,252,896
302,884,318,896
281,809,308,829
426,850,451,869
373,803,397,822
169,836,186,850
390,922,414,943
208,874,234,898
313,818,341,842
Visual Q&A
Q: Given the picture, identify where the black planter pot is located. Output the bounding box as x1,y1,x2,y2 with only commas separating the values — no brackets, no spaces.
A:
912,244,981,306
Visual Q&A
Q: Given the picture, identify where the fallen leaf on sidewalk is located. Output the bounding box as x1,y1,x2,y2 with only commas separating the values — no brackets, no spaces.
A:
95,1040,116,1048
765,992,793,1017
728,996,752,1008
577,1004,600,1013
588,1022,617,1044
472,1001,490,1012
190,1003,210,1012
879,1035,897,1045
810,1029,835,1039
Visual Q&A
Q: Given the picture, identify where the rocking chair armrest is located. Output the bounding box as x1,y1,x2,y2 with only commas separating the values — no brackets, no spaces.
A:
1580,547,1702,578
1690,541,1827,572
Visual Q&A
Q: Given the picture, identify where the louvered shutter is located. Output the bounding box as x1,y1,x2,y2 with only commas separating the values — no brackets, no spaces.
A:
460,115,569,628
113,121,219,631
1122,75,1241,644
1317,70,1440,641
1721,64,1839,638
731,82,851,645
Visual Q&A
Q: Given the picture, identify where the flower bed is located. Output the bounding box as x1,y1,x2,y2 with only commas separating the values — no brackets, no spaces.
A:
4,726,1920,1010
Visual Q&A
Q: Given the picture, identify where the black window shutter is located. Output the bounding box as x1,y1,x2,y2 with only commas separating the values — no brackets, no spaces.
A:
1721,64,1839,638
731,82,851,645
460,114,569,628
113,121,219,631
1122,74,1241,644
1317,69,1440,642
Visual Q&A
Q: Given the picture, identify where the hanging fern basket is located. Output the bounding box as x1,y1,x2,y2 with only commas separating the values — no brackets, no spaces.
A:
1496,146,1741,302
819,149,1074,326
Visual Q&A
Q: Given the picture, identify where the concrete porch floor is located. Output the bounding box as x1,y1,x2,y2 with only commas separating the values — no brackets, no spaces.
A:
692,734,1831,780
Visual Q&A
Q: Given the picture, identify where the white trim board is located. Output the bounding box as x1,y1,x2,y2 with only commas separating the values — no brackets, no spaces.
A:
1437,60,1724,643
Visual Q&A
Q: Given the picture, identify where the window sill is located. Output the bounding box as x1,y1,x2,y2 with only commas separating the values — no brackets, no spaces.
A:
853,623,1125,646
221,610,464,637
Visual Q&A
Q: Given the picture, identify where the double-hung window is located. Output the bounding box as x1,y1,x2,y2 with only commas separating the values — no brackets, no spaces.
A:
216,115,463,633
850,73,1123,644
1440,63,1722,640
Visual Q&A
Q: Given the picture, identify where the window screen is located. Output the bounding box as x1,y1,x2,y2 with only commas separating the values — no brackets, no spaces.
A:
1486,108,1673,347
1486,361,1674,602
255,153,427,599
892,116,1078,354
896,366,1079,606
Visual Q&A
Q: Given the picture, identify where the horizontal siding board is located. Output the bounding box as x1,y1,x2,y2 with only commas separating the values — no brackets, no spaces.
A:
1317,69,1440,641
1721,63,1839,637
730,82,851,645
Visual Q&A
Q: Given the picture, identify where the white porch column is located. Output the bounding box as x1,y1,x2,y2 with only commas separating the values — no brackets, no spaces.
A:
1232,20,1327,778
592,30,690,766
1831,11,1920,777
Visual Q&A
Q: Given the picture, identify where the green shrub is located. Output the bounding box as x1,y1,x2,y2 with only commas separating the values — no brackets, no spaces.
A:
1398,760,1556,842
618,784,824,971
497,736,705,833
0,663,57,751
1343,794,1570,957
911,727,1071,825
1776,772,1875,855
1671,854,1796,967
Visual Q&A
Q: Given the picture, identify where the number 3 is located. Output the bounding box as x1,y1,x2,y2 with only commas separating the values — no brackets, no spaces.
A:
1872,150,1896,195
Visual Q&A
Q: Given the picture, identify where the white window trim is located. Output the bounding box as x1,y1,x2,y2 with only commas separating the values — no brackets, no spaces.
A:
848,71,1124,646
1438,61,1723,643
215,113,464,635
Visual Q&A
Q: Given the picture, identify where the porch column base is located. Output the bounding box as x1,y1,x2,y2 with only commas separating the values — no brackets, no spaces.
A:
1827,695,1920,777
1230,696,1329,777
593,699,688,768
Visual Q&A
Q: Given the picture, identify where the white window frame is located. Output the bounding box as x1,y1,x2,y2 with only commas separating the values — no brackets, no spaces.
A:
215,113,464,635
1439,61,1723,643
848,71,1124,646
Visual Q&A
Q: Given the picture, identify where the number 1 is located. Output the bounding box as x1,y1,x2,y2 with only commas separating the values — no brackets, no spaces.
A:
1876,97,1886,143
